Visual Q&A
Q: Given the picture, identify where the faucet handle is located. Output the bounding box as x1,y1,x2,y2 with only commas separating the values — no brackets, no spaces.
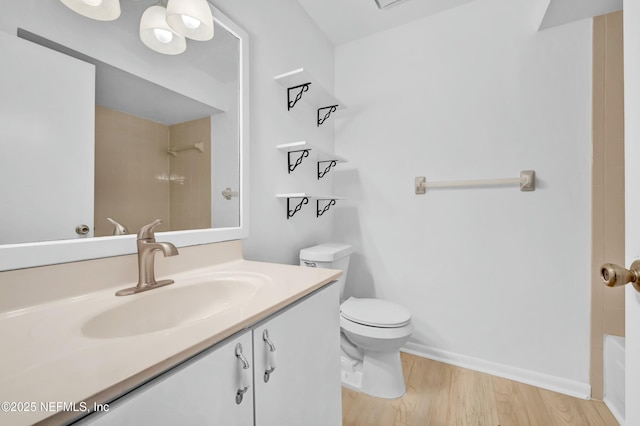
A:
107,217,129,235
137,219,163,240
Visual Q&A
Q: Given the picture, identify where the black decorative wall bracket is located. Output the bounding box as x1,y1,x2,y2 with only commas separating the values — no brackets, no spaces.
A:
317,160,338,179
317,105,339,126
287,197,309,219
287,150,311,173
317,199,337,217
287,83,311,110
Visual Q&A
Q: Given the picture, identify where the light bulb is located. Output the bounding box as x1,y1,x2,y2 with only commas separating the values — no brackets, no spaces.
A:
153,28,174,44
82,0,103,6
181,15,201,29
165,0,213,41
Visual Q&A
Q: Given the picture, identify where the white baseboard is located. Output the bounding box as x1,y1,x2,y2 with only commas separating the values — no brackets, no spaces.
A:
401,342,591,400
604,335,625,425
604,397,624,426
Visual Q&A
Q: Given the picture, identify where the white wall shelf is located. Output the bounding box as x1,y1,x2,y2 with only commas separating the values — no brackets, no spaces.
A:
274,68,345,126
276,193,345,219
276,141,348,178
274,69,346,218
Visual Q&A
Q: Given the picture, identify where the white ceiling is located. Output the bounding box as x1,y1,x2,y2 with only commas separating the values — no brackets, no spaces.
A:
539,0,622,30
296,0,479,46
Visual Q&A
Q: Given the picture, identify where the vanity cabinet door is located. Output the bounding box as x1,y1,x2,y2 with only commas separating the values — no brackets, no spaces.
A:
76,331,254,426
253,283,342,426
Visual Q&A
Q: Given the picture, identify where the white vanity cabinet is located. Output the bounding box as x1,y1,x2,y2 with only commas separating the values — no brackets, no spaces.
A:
73,283,341,426
76,331,254,426
253,282,341,426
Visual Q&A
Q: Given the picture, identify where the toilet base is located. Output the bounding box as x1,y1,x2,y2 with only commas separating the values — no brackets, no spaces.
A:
340,350,406,399
341,355,363,390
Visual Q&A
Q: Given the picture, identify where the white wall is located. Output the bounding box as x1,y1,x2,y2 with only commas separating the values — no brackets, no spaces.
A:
212,0,336,265
334,0,593,396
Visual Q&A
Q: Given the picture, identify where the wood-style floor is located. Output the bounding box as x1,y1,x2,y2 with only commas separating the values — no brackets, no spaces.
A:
342,353,619,426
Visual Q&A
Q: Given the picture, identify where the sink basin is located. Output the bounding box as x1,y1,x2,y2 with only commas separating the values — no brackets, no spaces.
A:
82,275,267,339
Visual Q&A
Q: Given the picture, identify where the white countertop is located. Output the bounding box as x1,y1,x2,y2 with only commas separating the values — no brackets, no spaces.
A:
0,258,341,425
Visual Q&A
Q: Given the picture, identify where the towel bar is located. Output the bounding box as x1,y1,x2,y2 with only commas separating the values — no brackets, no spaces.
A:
415,170,535,194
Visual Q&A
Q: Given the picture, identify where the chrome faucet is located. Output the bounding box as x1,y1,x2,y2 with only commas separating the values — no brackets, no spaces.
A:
115,219,179,296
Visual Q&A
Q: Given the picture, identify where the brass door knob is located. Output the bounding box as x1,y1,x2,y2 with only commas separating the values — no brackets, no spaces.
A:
601,260,640,292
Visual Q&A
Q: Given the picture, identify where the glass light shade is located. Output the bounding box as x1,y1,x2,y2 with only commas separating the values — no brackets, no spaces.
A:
140,5,186,55
60,0,120,21
166,0,214,41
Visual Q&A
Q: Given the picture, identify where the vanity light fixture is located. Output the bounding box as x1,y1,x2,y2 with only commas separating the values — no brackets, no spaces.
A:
60,0,121,21
60,0,215,55
166,0,214,41
140,4,187,55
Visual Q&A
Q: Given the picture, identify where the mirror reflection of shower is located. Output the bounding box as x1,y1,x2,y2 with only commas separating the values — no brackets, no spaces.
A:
94,109,213,237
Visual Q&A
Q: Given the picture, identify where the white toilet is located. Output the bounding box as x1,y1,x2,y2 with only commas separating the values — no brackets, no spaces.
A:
300,243,413,399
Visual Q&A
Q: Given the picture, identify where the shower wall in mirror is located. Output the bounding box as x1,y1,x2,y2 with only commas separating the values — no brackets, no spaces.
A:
0,0,241,245
94,108,213,237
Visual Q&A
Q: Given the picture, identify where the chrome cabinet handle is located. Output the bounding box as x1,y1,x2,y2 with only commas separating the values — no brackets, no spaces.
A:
601,260,640,292
262,329,277,383
235,343,251,404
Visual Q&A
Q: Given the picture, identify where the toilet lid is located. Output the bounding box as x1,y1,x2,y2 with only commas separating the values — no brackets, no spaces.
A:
340,297,411,328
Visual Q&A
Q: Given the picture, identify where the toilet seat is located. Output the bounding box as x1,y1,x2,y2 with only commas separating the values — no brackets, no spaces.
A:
340,297,411,328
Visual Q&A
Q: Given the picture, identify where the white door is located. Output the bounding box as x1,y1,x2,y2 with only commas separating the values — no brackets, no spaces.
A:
0,31,95,244
623,3,640,425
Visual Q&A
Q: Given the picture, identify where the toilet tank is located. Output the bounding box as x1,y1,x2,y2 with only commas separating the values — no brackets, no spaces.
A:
300,243,353,300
